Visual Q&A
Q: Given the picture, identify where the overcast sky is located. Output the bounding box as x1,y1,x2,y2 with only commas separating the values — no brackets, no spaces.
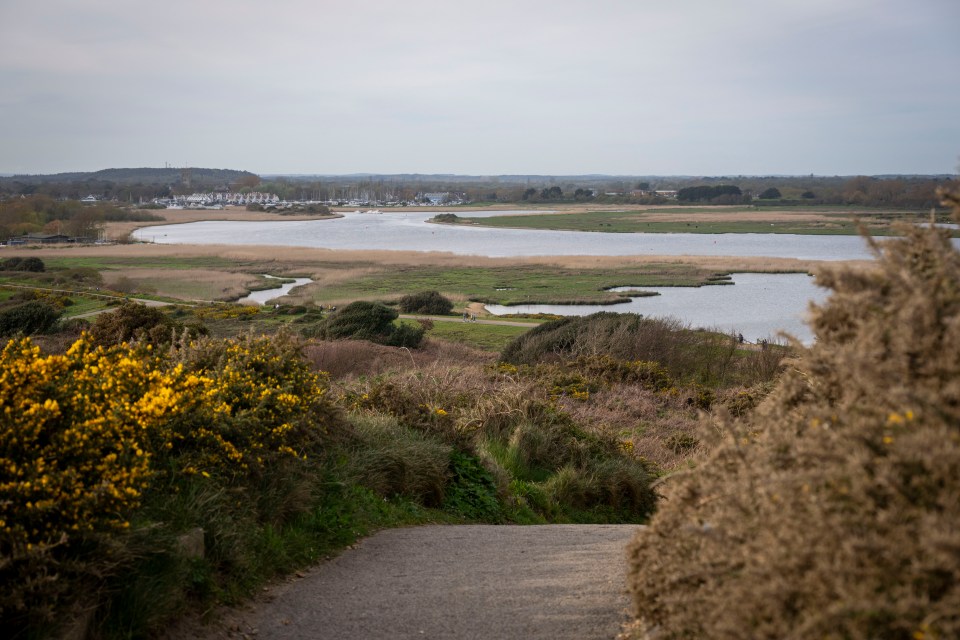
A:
1,0,958,176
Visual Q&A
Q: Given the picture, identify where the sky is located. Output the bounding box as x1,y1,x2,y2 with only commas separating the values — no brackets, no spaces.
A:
1,0,958,176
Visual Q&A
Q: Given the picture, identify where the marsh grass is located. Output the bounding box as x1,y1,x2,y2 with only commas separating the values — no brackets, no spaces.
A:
454,207,935,236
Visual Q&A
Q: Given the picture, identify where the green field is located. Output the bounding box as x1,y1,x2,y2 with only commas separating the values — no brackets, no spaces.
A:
447,207,938,236
308,263,733,306
419,319,535,351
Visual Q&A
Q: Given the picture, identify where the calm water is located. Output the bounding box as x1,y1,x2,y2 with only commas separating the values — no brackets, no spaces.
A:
485,273,828,344
238,275,313,305
133,211,950,343
134,210,881,260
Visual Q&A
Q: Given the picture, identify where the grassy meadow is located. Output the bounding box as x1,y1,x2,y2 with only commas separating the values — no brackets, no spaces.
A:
1,251,751,311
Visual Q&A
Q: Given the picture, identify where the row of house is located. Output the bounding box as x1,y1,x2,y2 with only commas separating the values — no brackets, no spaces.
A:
6,233,98,245
154,192,281,208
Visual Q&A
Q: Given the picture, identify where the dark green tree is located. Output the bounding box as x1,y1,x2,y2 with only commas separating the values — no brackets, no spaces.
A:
758,187,782,200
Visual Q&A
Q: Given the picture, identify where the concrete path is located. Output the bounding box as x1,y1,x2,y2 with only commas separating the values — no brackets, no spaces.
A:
189,524,641,640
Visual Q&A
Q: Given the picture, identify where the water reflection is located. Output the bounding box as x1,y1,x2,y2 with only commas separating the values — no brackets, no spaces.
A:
134,211,882,261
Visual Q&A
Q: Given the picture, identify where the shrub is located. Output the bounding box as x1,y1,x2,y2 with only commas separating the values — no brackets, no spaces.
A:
0,300,62,336
166,332,344,478
342,415,451,506
0,338,182,628
0,332,346,634
88,301,203,347
323,301,397,341
398,290,454,315
384,321,425,348
322,301,425,348
626,189,960,639
1,257,45,272
500,313,781,387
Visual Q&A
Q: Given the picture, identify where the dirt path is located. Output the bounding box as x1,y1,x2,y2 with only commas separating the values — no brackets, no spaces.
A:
400,313,538,328
176,524,641,640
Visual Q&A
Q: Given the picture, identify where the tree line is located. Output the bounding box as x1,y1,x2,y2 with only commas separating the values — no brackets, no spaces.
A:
3,169,955,210
0,195,159,242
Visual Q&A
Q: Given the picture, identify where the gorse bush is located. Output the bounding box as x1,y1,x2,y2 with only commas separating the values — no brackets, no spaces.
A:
0,300,62,337
88,301,206,347
321,300,425,348
626,189,960,639
398,290,454,315
0,332,344,634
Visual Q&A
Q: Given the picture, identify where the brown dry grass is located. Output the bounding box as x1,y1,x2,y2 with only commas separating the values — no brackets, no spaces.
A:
102,268,261,301
3,240,860,275
625,191,960,639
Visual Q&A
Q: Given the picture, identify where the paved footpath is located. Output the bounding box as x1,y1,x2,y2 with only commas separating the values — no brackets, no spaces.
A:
187,524,641,640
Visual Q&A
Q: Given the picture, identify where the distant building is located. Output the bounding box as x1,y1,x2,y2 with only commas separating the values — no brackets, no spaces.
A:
7,233,73,245
422,192,449,204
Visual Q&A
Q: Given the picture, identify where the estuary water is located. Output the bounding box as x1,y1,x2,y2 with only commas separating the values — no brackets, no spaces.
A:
486,272,827,344
238,275,313,305
133,210,879,260
132,210,948,343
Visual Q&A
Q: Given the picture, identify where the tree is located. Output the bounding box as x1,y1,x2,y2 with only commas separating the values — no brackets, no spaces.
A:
758,187,782,200
677,185,742,202
540,186,562,200
801,190,817,199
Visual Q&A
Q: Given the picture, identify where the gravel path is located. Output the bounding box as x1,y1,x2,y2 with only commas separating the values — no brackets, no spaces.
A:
187,524,641,640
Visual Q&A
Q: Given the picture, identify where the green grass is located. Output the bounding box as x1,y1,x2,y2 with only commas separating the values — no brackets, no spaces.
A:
311,263,728,306
448,207,938,236
425,320,532,351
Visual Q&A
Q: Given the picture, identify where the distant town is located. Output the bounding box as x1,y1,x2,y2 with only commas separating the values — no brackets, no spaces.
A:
148,190,473,210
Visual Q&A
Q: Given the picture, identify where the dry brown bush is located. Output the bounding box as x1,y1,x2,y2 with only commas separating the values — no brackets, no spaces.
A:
626,190,960,639
303,337,494,380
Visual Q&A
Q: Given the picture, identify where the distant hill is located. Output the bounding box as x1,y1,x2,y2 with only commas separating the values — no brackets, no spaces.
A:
4,167,258,185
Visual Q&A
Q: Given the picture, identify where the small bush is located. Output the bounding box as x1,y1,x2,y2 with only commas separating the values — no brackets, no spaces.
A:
340,415,451,506
0,300,62,336
443,451,504,521
1,257,45,272
322,301,425,348
88,302,204,347
398,290,454,315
